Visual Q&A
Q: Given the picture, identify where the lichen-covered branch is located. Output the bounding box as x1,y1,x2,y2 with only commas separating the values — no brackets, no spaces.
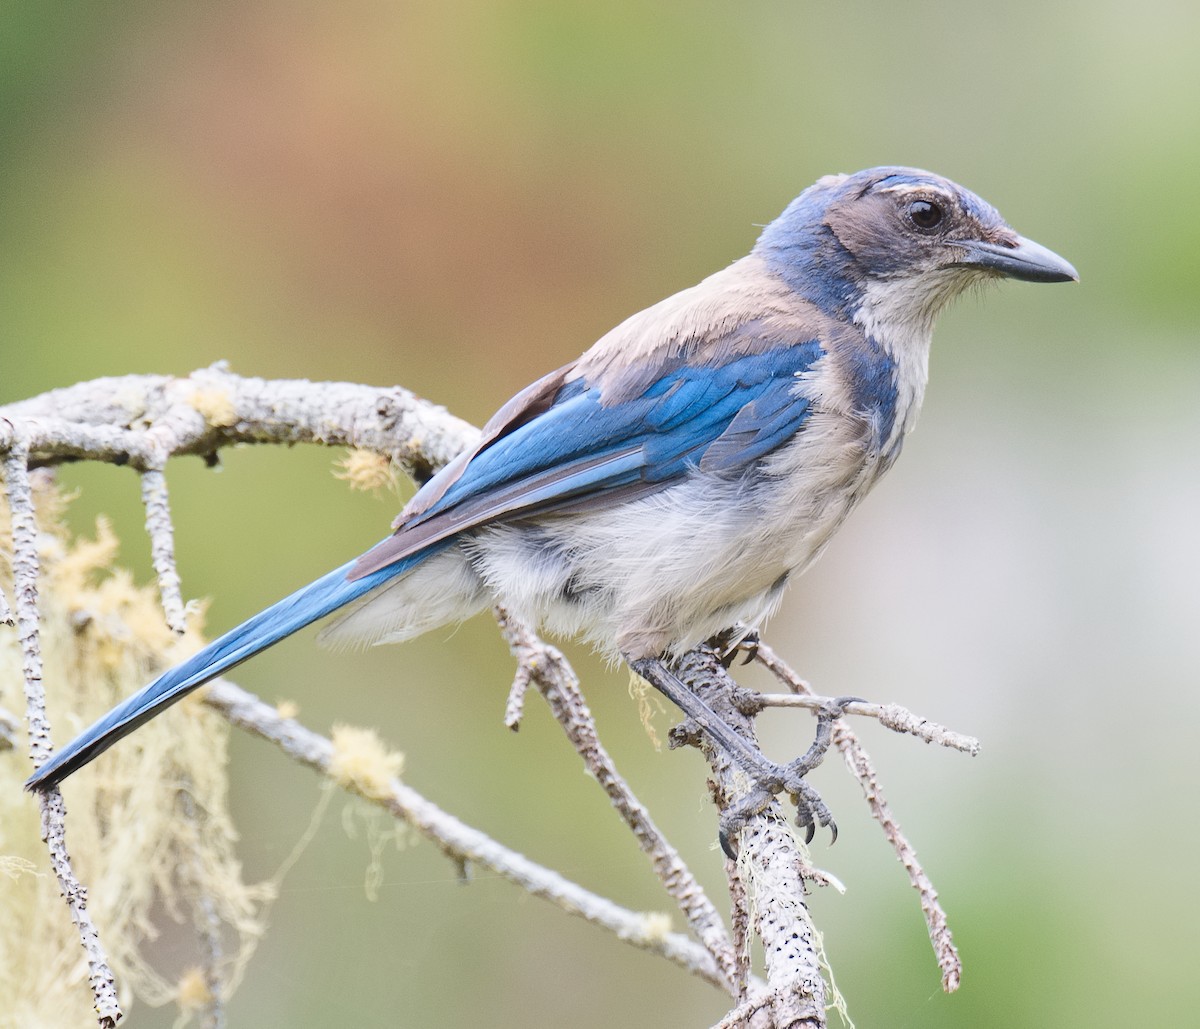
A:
752,692,979,755
139,466,187,635
199,677,726,987
496,607,740,990
3,438,123,1027
0,363,477,481
671,647,830,1028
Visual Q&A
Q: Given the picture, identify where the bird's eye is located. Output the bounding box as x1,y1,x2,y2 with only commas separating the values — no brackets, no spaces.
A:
907,199,944,231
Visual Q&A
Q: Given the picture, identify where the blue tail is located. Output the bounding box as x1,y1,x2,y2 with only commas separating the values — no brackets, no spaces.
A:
25,554,412,790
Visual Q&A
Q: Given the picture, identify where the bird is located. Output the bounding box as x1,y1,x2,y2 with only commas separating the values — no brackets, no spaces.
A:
26,166,1076,832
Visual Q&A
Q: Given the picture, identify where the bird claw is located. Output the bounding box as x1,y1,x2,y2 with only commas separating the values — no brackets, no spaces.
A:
718,773,838,857
709,625,761,668
789,777,837,846
718,785,773,859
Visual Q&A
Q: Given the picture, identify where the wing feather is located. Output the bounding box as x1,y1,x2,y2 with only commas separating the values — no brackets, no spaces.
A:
351,338,825,582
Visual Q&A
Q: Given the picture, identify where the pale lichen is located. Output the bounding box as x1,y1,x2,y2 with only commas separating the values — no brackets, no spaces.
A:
0,479,270,1024
333,448,399,495
188,385,239,428
328,723,405,800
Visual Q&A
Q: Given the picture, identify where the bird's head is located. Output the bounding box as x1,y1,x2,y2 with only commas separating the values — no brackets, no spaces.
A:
755,166,1077,339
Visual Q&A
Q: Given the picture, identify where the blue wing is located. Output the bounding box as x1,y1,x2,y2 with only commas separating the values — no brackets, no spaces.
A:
351,339,824,578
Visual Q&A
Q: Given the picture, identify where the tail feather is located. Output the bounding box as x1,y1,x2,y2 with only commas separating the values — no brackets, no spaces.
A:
25,554,412,790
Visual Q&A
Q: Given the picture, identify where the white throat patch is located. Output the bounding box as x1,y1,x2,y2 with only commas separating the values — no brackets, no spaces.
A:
850,274,949,445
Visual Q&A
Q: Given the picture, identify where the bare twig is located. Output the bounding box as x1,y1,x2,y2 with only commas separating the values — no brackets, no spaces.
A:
495,607,740,991
503,660,532,730
834,721,962,992
724,855,753,1004
198,677,728,988
752,693,980,755
139,466,187,635
754,640,965,992
3,437,123,1026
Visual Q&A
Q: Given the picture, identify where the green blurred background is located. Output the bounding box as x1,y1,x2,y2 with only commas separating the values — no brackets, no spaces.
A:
4,1,1198,1025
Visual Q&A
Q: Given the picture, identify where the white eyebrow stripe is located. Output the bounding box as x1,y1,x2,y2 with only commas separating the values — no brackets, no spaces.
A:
877,184,954,201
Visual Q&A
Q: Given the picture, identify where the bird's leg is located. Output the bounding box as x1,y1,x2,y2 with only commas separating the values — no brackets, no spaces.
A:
626,654,850,857
628,655,788,786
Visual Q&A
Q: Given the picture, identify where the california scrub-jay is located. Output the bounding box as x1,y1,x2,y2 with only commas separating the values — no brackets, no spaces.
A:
26,167,1076,831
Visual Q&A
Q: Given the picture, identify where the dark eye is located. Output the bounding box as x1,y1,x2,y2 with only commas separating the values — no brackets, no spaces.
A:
908,199,944,231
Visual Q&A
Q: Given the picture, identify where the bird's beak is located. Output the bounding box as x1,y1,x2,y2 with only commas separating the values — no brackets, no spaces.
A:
953,235,1079,283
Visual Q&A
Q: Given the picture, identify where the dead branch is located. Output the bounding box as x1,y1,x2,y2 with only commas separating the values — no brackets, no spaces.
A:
754,640,965,992
200,676,726,987
3,439,122,1026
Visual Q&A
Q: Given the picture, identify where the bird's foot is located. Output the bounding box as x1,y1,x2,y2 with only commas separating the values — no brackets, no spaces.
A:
718,695,860,860
626,654,857,860
718,774,837,860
